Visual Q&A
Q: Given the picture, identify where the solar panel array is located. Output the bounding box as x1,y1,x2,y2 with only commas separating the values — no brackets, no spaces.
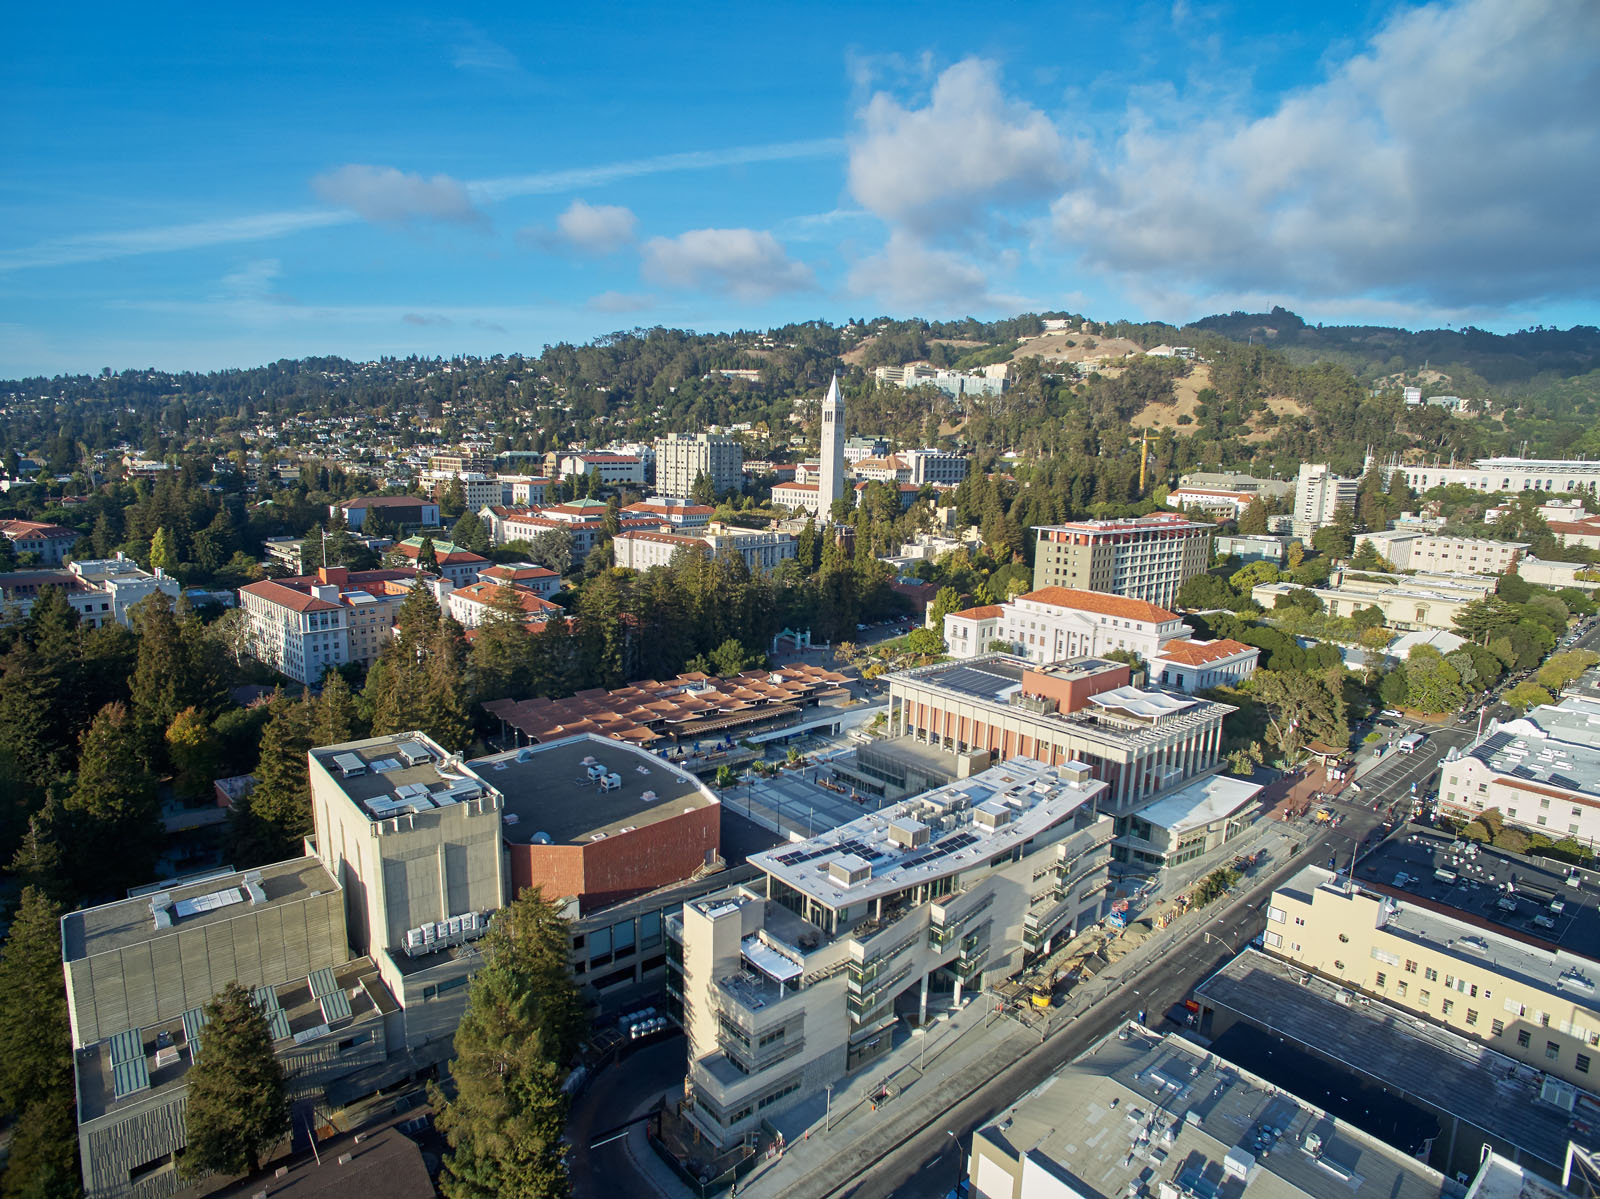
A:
898,830,981,871
109,1027,150,1100
773,838,879,868
930,665,1017,700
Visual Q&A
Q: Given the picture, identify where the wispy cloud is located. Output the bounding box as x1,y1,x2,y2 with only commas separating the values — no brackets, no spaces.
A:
587,290,655,313
449,24,521,73
0,138,844,274
0,209,345,272
312,165,488,229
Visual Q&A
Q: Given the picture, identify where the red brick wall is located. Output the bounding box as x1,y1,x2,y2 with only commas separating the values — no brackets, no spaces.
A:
507,802,720,913
1021,663,1129,713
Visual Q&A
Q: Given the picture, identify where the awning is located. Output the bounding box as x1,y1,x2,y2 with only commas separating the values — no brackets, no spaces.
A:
742,935,801,983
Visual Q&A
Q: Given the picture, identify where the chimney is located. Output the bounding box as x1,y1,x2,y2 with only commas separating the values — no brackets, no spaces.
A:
317,566,349,586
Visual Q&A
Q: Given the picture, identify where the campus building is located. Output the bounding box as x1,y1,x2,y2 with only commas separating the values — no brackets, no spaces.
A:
1259,864,1600,1092
1030,515,1213,607
818,374,845,515
555,452,647,486
884,655,1236,867
1439,697,1600,844
943,587,1192,667
1166,486,1256,520
238,566,419,684
1396,457,1600,496
613,526,797,574
1251,569,1495,632
386,537,490,586
0,517,78,564
655,432,744,499
332,496,440,533
966,1025,1459,1199
1358,530,1528,575
673,758,1114,1148
1294,463,1362,536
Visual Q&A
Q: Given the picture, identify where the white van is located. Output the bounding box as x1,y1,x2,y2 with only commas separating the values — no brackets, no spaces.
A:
1397,733,1425,754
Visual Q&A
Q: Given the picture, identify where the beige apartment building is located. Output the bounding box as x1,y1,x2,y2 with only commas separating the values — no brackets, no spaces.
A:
1263,865,1600,1091
1031,515,1213,607
1359,530,1529,575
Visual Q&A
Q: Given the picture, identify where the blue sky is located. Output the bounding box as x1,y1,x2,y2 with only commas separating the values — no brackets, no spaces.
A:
3,0,1597,375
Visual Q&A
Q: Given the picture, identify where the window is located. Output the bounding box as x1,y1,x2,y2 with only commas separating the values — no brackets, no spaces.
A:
1397,981,1408,997
1267,906,1286,923
1442,999,1454,1016
1580,1055,1592,1074
1467,1009,1478,1027
1404,960,1418,974
1542,1012,1551,1027
1547,1041,1561,1061
1419,989,1431,1007
1518,1030,1532,1048
1493,1019,1505,1036
1371,947,1400,966
1375,972,1387,988
1424,967,1438,981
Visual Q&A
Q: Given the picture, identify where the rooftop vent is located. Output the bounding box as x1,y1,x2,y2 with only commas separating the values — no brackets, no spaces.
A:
1060,760,1093,786
889,818,930,849
828,854,872,887
396,739,432,766
974,802,1014,831
641,790,658,802
332,752,367,777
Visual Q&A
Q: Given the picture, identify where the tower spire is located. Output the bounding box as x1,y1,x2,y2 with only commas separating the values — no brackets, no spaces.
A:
819,373,844,518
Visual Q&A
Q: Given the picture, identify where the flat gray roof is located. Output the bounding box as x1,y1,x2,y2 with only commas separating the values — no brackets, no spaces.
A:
1354,828,1600,962
978,1027,1457,1199
475,734,713,846
63,857,340,962
750,757,1105,909
1196,950,1587,1168
1462,701,1600,799
310,731,497,821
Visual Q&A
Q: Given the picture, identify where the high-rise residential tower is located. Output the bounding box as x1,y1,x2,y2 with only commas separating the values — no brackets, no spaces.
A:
819,373,845,516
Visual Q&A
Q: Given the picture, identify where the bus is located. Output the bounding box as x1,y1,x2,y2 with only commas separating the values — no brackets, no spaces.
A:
1397,733,1425,754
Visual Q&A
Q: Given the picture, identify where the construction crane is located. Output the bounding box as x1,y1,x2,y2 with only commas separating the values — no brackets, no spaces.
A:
1138,428,1159,494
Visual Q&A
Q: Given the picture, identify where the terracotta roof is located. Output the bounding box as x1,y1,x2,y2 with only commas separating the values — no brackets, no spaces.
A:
1548,520,1600,536
480,564,558,582
1170,488,1254,501
1016,587,1178,622
949,605,1006,621
450,581,562,616
1154,638,1256,666
624,502,715,517
0,519,77,539
617,530,705,548
239,579,342,613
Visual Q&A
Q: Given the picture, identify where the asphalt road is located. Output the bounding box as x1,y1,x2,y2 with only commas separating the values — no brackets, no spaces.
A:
568,1034,686,1199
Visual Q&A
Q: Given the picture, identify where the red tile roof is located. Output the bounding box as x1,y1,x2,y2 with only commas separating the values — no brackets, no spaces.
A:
239,579,342,613
0,519,77,539
949,605,1006,621
1016,587,1178,622
1154,638,1255,666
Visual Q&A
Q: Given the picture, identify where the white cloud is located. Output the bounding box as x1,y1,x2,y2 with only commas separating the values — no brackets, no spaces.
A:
532,200,639,255
1051,0,1600,309
848,230,990,309
449,25,520,73
403,312,452,327
219,258,283,301
587,290,655,313
848,57,1067,236
641,228,815,300
311,165,488,228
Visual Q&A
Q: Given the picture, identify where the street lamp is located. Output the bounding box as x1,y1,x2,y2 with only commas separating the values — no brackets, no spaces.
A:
914,1026,929,1074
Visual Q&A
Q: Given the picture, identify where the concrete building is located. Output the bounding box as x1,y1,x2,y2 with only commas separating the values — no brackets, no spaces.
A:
428,450,492,476
1439,698,1600,844
1215,533,1291,563
501,475,550,506
1516,558,1596,589
655,432,744,499
425,470,501,511
1251,570,1495,632
66,556,183,626
1295,463,1363,536
238,566,419,684
333,496,440,533
1149,637,1261,691
906,448,968,486
1257,863,1600,1093
1396,457,1600,496
1167,487,1256,520
819,374,845,517
872,362,1006,400
62,859,397,1199
885,655,1233,864
1177,470,1296,500
772,480,824,516
1031,515,1214,607
1359,530,1528,574
555,451,647,486
613,527,797,574
848,453,912,484
1119,772,1262,870
966,1024,1458,1199
842,435,887,464
673,757,1113,1148
944,587,1192,668
0,517,78,564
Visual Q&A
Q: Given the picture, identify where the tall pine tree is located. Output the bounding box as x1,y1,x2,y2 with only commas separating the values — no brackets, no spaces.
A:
65,703,161,896
429,888,586,1199
180,982,289,1181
